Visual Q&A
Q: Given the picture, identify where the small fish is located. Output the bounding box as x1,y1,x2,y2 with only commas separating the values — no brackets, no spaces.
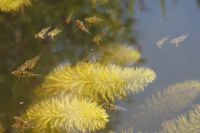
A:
12,116,32,130
12,55,40,78
19,101,24,105
171,33,189,47
75,19,90,33
23,55,40,70
65,12,73,24
93,32,106,45
12,70,39,78
85,16,103,24
47,27,62,39
13,55,40,71
156,37,169,48
102,103,126,111
34,26,51,39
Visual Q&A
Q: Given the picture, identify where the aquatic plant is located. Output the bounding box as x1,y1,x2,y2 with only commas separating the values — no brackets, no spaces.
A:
0,0,31,12
132,80,200,131
25,95,108,132
36,62,156,102
159,105,200,133
98,44,141,66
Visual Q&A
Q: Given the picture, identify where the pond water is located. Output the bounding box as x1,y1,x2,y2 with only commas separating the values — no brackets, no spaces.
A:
0,0,200,133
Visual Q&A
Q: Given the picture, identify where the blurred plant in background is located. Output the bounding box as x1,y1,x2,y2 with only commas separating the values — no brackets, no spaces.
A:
159,105,200,133
132,80,200,132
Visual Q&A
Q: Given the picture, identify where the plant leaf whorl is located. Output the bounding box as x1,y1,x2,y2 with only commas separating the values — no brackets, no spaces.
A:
0,0,31,12
26,96,109,132
36,63,156,102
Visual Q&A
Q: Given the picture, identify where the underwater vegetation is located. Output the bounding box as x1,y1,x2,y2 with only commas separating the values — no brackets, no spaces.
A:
132,80,200,132
159,105,200,133
97,44,141,66
0,0,146,132
24,95,108,133
1,0,188,132
35,62,156,103
0,0,31,12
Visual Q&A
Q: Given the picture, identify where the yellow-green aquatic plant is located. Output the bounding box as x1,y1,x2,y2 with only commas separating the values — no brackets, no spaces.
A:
98,44,141,66
36,62,156,102
25,95,109,133
0,0,31,12
132,80,200,131
159,105,200,133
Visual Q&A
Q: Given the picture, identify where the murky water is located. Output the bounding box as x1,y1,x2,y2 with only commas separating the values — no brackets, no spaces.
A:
0,0,200,133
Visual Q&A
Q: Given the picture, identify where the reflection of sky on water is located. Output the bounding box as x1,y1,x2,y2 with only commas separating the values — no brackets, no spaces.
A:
117,0,200,132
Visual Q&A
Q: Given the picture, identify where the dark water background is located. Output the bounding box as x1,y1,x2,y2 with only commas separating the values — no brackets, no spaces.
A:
0,0,200,132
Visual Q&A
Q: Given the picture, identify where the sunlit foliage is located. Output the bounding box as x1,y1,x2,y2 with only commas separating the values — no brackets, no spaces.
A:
36,62,156,102
159,105,200,133
25,95,109,133
132,80,200,131
0,0,31,12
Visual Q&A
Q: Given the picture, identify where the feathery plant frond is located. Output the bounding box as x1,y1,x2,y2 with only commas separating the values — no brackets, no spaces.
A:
98,44,141,66
159,105,200,133
25,95,109,133
36,63,156,102
132,80,200,131
0,0,31,12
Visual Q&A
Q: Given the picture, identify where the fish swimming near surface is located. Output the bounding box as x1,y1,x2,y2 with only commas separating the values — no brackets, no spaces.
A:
47,27,63,39
102,103,126,111
34,26,51,39
85,16,103,24
75,19,90,33
171,33,189,47
12,55,40,78
156,37,169,48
